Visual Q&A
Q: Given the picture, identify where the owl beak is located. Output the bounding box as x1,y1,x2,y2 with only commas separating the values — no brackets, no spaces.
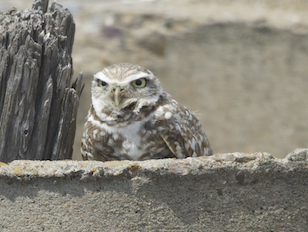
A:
114,86,121,106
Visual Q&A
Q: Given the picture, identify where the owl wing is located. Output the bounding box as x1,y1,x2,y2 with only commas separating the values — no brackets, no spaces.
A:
156,103,212,159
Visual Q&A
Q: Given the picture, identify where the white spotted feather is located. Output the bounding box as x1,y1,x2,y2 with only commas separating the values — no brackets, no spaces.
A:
81,63,212,161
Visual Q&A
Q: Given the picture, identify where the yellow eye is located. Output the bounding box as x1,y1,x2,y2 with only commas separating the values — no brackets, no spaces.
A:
131,78,147,88
97,80,107,87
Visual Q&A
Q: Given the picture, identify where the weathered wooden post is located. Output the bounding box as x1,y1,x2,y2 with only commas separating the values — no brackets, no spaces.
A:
0,0,83,162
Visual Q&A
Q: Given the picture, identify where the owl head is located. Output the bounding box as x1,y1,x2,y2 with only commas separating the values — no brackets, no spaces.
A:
91,63,163,120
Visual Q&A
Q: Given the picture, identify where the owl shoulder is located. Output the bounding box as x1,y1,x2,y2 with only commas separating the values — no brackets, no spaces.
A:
153,93,192,123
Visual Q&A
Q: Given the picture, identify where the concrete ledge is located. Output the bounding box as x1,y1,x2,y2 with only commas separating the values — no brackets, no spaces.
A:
1,149,308,231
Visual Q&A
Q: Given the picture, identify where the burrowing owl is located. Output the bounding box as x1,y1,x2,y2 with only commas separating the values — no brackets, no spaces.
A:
81,63,212,161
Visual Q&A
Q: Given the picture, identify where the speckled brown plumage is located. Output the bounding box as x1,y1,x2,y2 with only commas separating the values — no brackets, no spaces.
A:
81,63,212,161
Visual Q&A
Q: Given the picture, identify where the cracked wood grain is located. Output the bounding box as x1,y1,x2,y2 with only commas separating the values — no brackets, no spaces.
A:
0,0,83,162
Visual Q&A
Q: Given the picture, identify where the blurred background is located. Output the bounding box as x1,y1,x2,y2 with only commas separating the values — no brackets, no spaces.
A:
2,0,308,159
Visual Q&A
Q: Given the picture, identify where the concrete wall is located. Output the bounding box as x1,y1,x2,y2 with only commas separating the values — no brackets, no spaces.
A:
163,23,308,158
0,149,307,231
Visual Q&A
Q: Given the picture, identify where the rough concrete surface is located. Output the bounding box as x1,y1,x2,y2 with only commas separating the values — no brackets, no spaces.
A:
0,149,307,231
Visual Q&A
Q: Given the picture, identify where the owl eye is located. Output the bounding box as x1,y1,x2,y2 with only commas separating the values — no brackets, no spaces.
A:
131,78,147,88
97,80,107,87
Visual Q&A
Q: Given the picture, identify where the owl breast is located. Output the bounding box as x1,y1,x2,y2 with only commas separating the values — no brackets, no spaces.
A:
81,98,174,161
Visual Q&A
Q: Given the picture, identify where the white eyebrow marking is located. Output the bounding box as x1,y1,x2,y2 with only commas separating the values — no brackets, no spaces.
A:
94,72,110,81
94,71,149,85
124,72,149,83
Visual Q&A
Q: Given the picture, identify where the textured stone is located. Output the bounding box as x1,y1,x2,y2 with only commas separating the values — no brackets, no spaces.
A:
0,150,307,231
